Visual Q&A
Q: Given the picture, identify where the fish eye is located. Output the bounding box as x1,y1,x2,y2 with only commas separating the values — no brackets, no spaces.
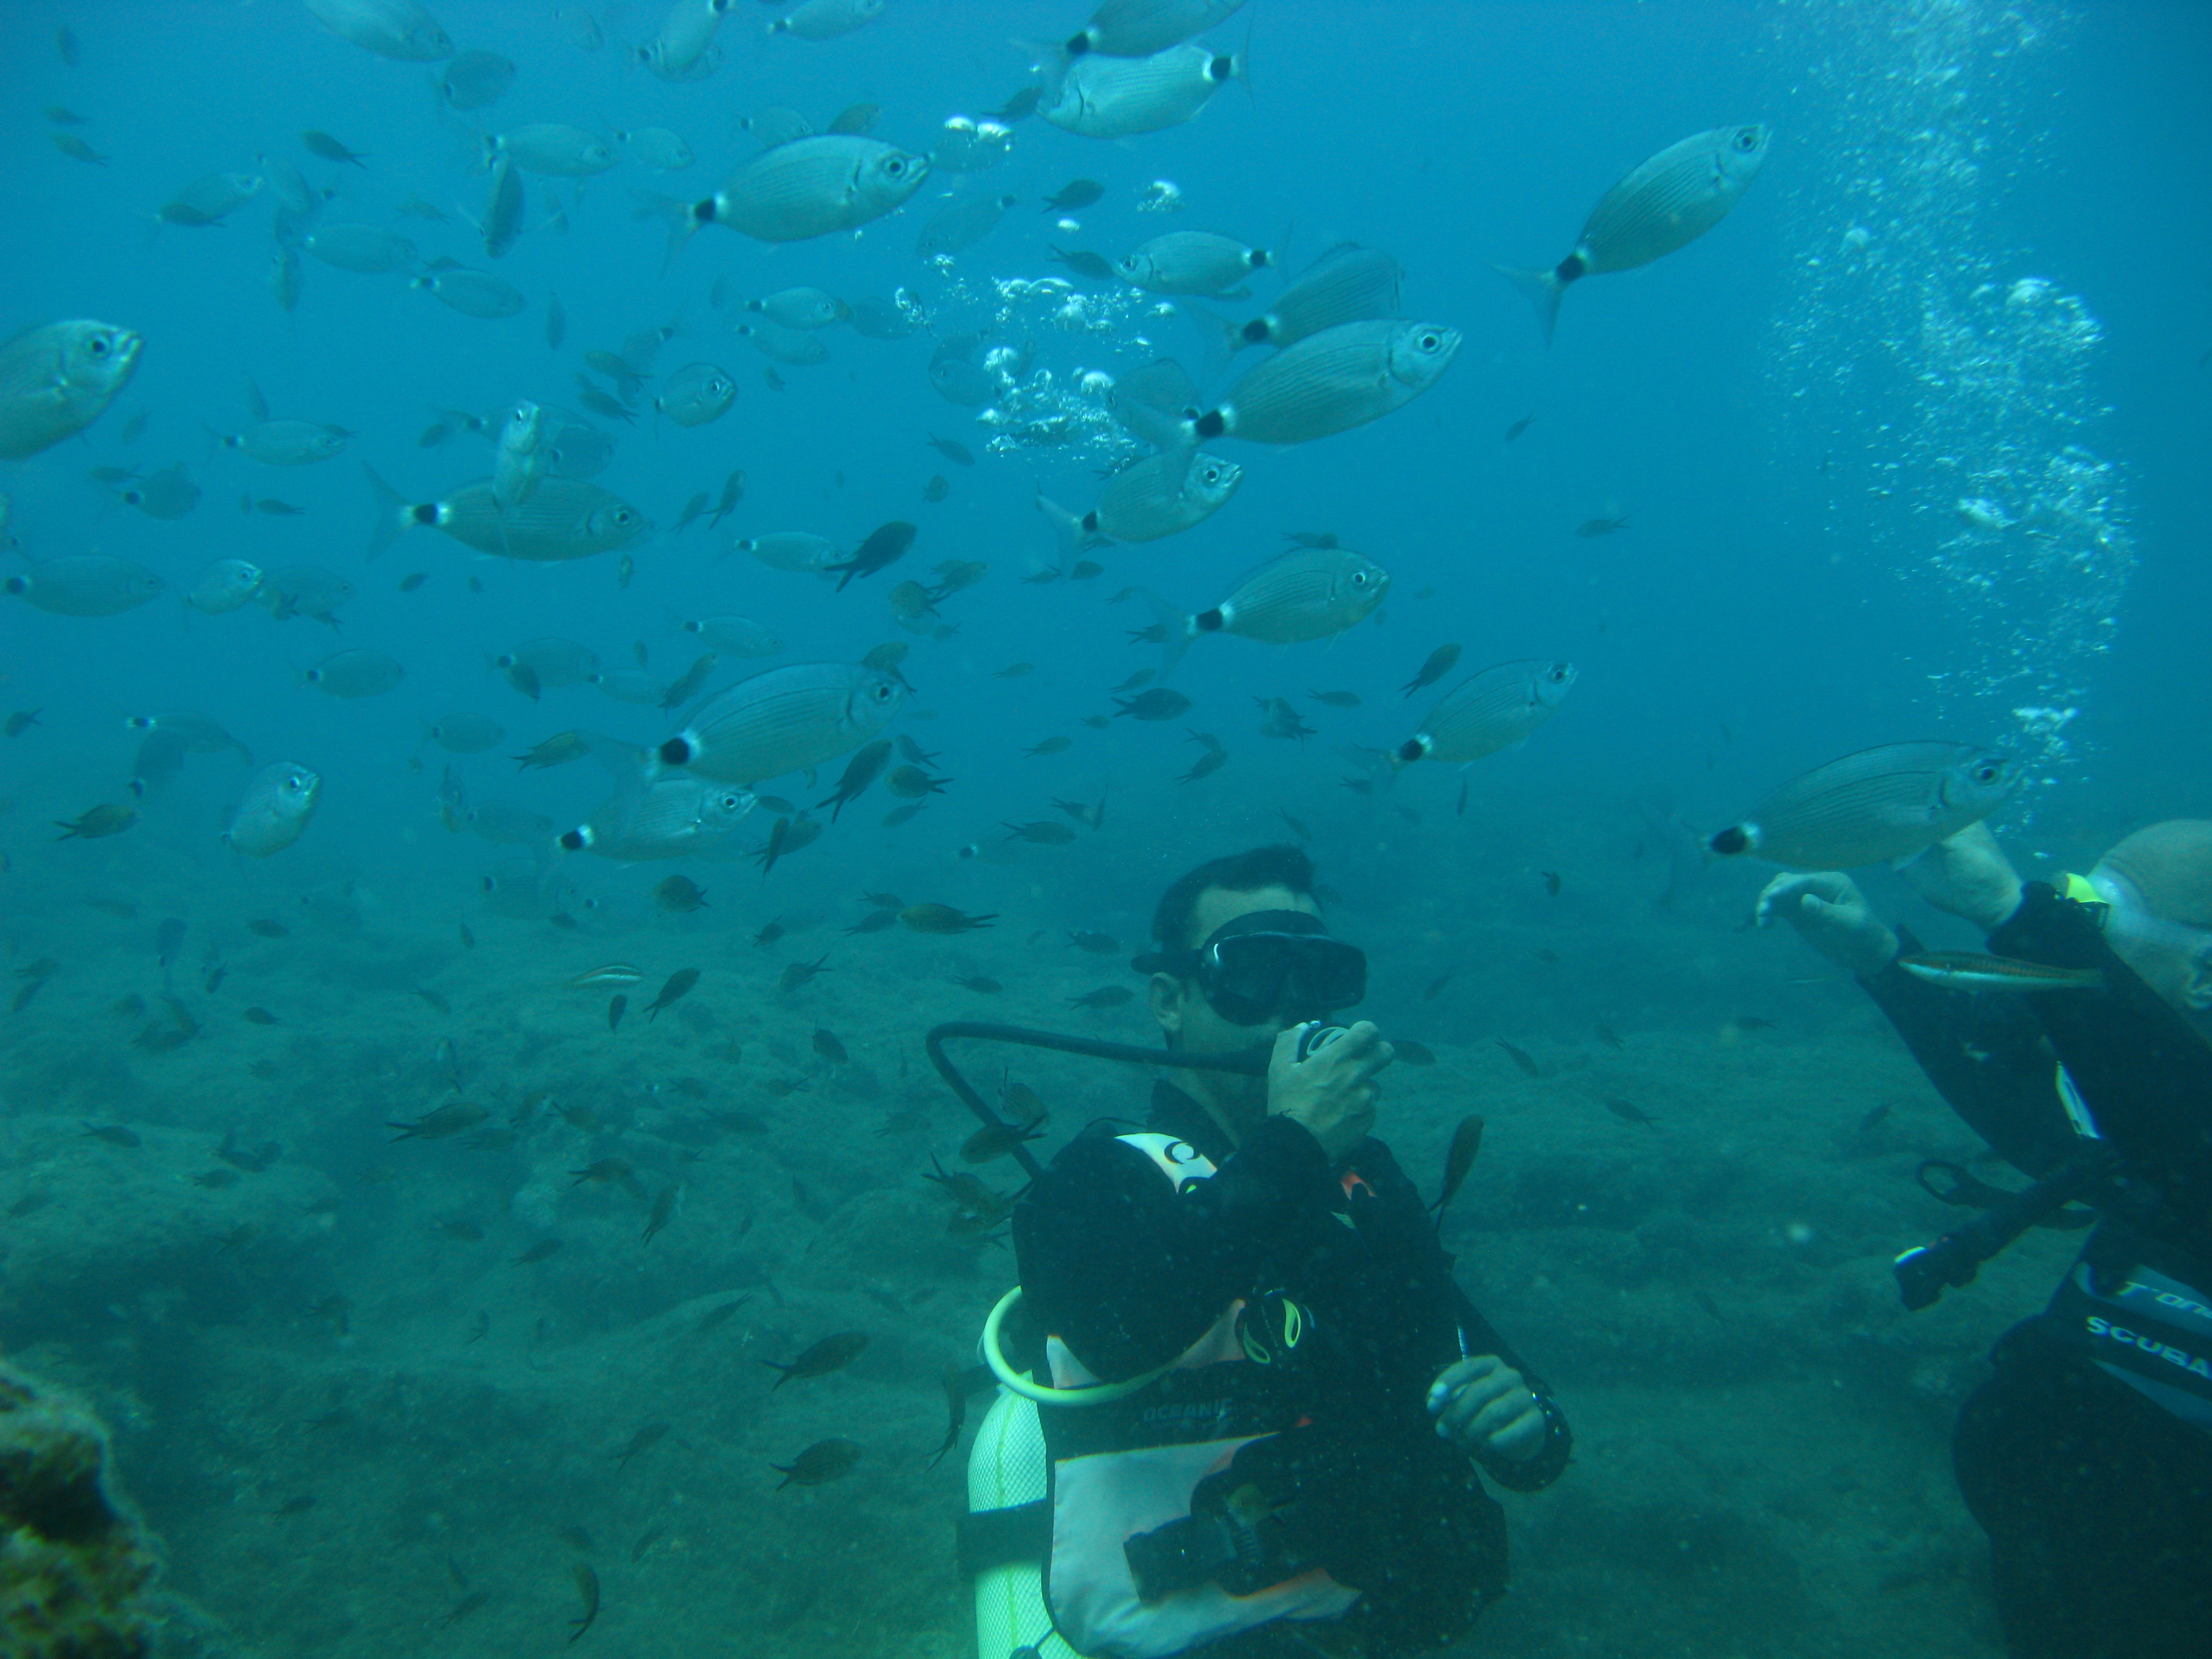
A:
1419,332,1442,351
1736,129,1760,150
1976,763,2001,782
1547,665,1568,681
885,158,906,176
88,336,109,356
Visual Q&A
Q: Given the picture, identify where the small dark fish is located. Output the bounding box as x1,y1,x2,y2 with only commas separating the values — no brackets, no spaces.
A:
1306,689,1361,708
1393,1039,1437,1066
84,1123,142,1148
246,917,291,940
398,571,429,592
654,875,709,912
1541,870,1562,898
778,952,832,992
387,1102,489,1141
1005,820,1077,845
440,1589,492,1627
5,709,43,737
962,1114,1046,1164
1043,179,1105,212
1593,1022,1626,1051
930,1365,970,1467
1604,1097,1661,1129
1531,947,1561,966
615,1421,670,1469
901,905,996,935
567,1563,599,1644
301,129,368,167
922,474,950,503
641,1185,679,1245
1495,1038,1541,1078
1113,688,1192,722
1049,246,1118,281
275,1494,318,1516
992,86,1044,121
754,920,786,948
1421,972,1454,1003
1575,515,1630,538
415,985,452,1015
844,909,899,935
1856,1102,1892,1134
512,1239,563,1265
1066,986,1134,1010
950,975,1002,994
645,968,700,1020
926,435,975,465
698,1296,754,1332
1401,644,1462,698
825,520,917,591
191,1167,241,1189
812,1027,849,1065
1429,1115,1484,1220
1504,413,1536,442
1067,931,1121,954
608,994,628,1032
1282,531,1340,549
762,1332,868,1390
771,1437,862,1489
1694,1289,1724,1322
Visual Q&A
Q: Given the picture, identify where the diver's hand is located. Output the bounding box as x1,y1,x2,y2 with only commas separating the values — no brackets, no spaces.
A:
1755,871,1898,977
1428,1355,1546,1463
1898,822,2026,934
1267,1020,1390,1164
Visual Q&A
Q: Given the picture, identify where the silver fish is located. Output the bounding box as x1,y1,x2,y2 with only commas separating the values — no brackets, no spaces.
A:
492,402,546,510
1186,243,1403,372
656,363,737,426
657,662,907,785
674,615,781,658
564,774,757,862
1039,451,1240,550
217,419,349,465
158,173,264,227
304,224,417,274
1117,229,1272,296
439,48,515,110
258,565,356,625
185,559,264,614
414,268,526,319
364,466,651,562
1142,547,1389,675
1060,0,1248,58
483,155,525,259
493,637,600,687
1708,742,2021,871
1040,42,1244,140
738,321,830,367
645,0,729,77
1393,660,1578,768
125,712,252,761
0,320,140,459
425,713,505,753
915,194,1019,259
225,763,321,858
127,728,190,801
617,127,695,172
592,669,667,705
733,531,841,573
269,245,304,313
304,0,455,61
1496,124,1771,345
113,464,200,519
652,135,928,256
487,125,617,177
257,154,320,216
3,555,164,616
301,648,405,698
747,288,847,330
768,0,884,40
1181,320,1459,446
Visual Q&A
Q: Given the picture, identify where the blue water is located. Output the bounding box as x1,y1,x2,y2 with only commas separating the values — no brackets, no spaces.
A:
2,4,2206,1657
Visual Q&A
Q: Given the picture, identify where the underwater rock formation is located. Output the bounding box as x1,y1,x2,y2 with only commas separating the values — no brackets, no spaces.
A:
0,1358,161,1659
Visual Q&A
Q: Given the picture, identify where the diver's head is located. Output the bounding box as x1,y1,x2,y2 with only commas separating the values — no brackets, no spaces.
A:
2090,820,2212,1035
1135,846,1367,1120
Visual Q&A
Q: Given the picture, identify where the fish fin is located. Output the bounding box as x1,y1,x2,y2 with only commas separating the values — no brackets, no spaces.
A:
1034,494,1093,565
1180,303,1245,385
1135,588,1194,679
631,189,701,274
359,462,406,561
1109,357,1198,445
1492,264,1564,347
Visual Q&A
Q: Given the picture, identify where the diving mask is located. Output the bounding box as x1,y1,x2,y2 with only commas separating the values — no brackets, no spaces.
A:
1136,910,1368,1026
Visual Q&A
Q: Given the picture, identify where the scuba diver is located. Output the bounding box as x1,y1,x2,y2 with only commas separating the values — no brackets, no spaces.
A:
1759,820,2212,1659
965,845,1570,1659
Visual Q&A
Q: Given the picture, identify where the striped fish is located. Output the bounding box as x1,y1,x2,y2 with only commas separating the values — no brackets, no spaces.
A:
1899,952,2103,993
1708,742,2020,871
657,662,906,785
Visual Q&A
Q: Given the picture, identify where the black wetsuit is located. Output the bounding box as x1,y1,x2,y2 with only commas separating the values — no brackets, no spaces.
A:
1863,883,2212,1659
1013,1082,1571,1659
